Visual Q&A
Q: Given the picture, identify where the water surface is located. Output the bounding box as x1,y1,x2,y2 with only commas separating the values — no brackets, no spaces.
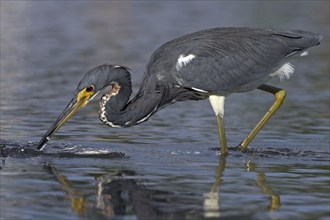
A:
1,1,329,220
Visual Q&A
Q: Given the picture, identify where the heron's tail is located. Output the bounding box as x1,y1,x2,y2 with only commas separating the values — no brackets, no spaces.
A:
271,29,322,59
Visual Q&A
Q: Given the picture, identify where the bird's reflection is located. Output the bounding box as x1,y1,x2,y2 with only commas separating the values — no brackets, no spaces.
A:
46,165,187,219
45,156,280,219
203,157,281,218
246,161,281,211
46,166,88,217
203,155,226,218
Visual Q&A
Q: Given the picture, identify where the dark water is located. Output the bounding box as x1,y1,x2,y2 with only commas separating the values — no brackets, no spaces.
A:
1,1,329,220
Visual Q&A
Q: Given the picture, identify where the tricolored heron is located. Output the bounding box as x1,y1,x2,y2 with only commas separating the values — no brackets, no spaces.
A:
37,27,322,154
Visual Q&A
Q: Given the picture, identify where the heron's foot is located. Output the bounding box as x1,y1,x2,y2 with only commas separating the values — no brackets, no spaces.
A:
220,146,229,156
237,142,249,152
219,140,229,156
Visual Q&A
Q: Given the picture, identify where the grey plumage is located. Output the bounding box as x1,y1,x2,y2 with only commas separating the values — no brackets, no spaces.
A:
148,27,321,94
111,27,322,125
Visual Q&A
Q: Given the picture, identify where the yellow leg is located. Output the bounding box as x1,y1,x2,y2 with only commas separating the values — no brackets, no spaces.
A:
216,114,229,155
239,84,286,150
209,95,229,155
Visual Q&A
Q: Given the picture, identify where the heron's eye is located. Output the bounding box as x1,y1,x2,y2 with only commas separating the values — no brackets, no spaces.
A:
85,85,94,92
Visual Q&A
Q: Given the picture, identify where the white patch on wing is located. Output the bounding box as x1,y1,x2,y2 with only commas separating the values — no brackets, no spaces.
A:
300,51,309,56
156,73,164,80
136,106,158,124
269,63,295,80
209,95,225,117
176,54,195,71
136,112,153,124
191,87,208,93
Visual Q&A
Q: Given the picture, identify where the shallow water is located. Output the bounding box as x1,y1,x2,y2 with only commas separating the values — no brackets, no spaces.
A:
1,1,329,220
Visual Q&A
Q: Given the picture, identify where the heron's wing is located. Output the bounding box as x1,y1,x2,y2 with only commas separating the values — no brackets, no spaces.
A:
174,36,288,93
146,27,320,94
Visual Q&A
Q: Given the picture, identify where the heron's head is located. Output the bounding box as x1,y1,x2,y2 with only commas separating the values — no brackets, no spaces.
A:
37,65,130,150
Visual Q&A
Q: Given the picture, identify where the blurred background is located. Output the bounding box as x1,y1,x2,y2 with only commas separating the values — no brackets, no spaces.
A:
0,2,329,219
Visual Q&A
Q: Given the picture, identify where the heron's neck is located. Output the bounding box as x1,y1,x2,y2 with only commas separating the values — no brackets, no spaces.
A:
101,74,165,127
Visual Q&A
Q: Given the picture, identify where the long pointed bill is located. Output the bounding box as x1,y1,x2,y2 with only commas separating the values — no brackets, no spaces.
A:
37,88,95,150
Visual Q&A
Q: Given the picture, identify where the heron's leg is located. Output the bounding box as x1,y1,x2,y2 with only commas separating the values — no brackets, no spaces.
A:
239,84,286,150
216,114,229,155
209,95,229,155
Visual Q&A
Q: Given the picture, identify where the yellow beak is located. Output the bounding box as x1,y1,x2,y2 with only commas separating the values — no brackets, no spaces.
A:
37,89,94,150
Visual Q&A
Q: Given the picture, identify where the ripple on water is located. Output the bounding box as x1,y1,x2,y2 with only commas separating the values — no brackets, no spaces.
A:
0,139,128,159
